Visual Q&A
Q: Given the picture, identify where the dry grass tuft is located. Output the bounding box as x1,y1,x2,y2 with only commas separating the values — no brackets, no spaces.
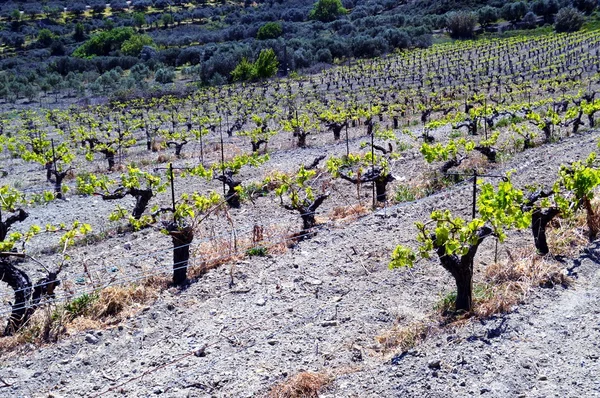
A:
547,216,588,257
90,284,159,320
0,282,161,354
376,321,432,354
474,248,571,318
268,371,332,398
329,204,369,221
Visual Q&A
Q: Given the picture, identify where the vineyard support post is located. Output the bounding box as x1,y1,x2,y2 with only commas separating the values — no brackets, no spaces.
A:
371,120,375,209
51,138,57,176
484,97,487,140
345,120,349,157
220,117,226,197
472,170,477,220
169,163,175,213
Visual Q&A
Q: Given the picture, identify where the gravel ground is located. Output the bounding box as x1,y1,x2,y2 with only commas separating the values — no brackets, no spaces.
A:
0,124,598,397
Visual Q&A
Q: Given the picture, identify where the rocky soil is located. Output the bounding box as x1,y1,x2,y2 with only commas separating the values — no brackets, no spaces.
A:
0,119,599,397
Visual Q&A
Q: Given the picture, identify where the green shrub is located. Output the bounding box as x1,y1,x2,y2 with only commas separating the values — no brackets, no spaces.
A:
477,6,498,27
257,22,283,40
155,67,175,84
555,7,585,32
231,57,255,81
395,184,418,203
231,49,279,81
37,29,57,47
73,27,135,57
309,0,347,22
253,48,279,79
121,34,154,56
65,293,98,320
446,11,477,39
246,246,268,257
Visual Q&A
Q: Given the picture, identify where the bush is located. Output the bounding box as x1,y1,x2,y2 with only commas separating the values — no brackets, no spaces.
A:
231,48,279,81
73,27,136,57
383,28,410,49
254,48,279,78
477,6,498,27
501,2,528,24
155,67,175,83
352,35,387,58
532,0,559,22
554,7,585,32
521,11,538,29
315,48,332,63
309,0,347,22
121,34,154,56
230,57,254,81
445,11,477,39
573,0,597,15
37,29,56,47
257,22,283,40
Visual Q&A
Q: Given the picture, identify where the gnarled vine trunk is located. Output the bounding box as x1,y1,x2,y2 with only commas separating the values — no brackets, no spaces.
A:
251,139,267,153
216,171,241,208
166,224,194,286
434,226,492,313
167,141,187,158
2,260,32,335
286,194,329,240
531,208,560,255
340,167,395,203
131,188,153,219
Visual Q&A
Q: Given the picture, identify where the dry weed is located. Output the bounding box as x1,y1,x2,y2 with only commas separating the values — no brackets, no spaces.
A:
91,284,158,320
268,371,332,398
375,321,431,354
547,216,588,257
329,204,369,221
475,248,571,318
0,282,160,353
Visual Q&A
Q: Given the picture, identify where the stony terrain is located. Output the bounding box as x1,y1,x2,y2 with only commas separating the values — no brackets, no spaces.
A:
0,124,598,397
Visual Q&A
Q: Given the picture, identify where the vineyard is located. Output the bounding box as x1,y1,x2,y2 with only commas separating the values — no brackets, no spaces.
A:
1,28,600,396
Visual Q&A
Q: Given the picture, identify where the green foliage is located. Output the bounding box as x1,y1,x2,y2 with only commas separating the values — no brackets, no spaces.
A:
268,166,317,209
37,29,57,47
394,184,418,203
65,293,98,320
446,12,478,39
420,138,475,163
155,68,176,84
309,0,347,22
246,246,268,257
555,153,600,212
235,181,270,201
389,210,487,269
237,114,278,149
477,176,531,241
171,191,221,225
133,12,146,27
73,27,136,58
478,6,499,27
555,7,585,32
257,22,283,40
216,153,270,174
254,49,280,79
327,151,390,178
435,283,493,313
231,49,279,81
121,34,154,56
231,58,255,82
0,185,26,212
